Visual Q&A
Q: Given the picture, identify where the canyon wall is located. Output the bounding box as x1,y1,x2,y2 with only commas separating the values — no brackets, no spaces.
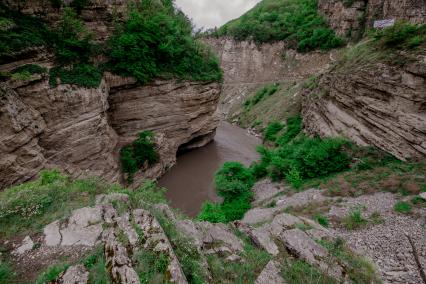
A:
303,57,426,160
0,72,220,190
0,1,221,190
204,37,334,117
318,0,426,40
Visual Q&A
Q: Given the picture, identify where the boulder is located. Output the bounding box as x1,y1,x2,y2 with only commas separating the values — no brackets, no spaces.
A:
12,236,34,256
242,208,275,225
255,260,285,284
59,265,89,284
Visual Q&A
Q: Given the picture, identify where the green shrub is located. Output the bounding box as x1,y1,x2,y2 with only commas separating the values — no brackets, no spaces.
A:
342,209,367,230
129,180,167,208
11,64,47,75
314,214,329,227
244,84,279,110
263,121,284,142
0,262,15,283
198,202,226,223
281,259,337,283
108,0,222,84
53,8,93,64
36,263,69,284
214,162,254,201
83,246,111,284
268,136,351,182
276,115,302,145
0,6,50,63
120,131,158,183
216,0,344,52
394,201,412,214
198,162,254,223
133,250,169,283
373,22,426,50
49,64,102,88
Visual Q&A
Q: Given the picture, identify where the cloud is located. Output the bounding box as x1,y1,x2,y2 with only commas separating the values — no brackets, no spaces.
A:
174,0,261,29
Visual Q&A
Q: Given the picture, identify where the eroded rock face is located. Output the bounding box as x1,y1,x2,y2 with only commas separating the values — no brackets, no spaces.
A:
0,73,220,190
302,59,426,160
204,38,334,117
319,0,426,40
107,75,221,182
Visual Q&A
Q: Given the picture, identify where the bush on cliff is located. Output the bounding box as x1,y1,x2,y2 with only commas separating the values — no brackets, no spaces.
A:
214,0,343,51
198,162,254,223
108,0,222,83
120,131,159,183
251,116,351,188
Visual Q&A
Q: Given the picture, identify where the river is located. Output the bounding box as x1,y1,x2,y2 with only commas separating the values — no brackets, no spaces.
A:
158,121,261,217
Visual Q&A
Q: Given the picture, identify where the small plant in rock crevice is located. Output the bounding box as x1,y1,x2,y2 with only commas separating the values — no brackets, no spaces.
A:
394,201,412,214
120,131,158,184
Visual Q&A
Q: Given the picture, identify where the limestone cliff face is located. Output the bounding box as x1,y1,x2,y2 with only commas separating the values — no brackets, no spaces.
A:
302,56,426,160
0,73,220,190
106,74,220,183
204,37,334,117
318,0,426,40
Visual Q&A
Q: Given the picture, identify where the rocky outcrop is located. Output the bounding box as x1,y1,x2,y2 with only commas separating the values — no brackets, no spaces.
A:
204,37,334,117
318,0,426,40
0,74,220,189
302,57,426,160
106,74,221,182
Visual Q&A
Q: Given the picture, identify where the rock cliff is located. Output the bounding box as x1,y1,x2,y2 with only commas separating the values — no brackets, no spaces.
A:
204,37,334,117
0,1,221,190
302,55,426,160
0,73,220,190
318,0,426,40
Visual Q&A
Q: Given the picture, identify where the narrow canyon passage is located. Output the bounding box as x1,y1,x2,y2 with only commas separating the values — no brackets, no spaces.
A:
159,121,261,217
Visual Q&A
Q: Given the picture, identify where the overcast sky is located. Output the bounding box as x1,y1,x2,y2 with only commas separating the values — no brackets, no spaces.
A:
175,0,261,29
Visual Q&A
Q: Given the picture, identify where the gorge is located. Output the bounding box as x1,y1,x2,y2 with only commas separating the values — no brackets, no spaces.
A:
0,0,425,283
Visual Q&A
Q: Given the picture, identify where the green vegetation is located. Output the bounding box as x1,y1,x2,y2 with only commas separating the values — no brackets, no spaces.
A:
83,247,111,284
0,262,15,283
36,263,69,284
207,240,271,283
318,239,381,283
155,211,207,283
49,64,102,88
198,162,254,223
394,201,412,214
108,0,221,84
120,131,158,183
263,121,284,142
313,214,329,227
237,82,302,130
252,124,351,188
3,1,221,87
214,0,343,51
133,250,169,283
0,170,167,239
8,64,47,82
281,259,337,284
341,209,367,230
244,83,279,111
338,22,426,70
0,5,49,63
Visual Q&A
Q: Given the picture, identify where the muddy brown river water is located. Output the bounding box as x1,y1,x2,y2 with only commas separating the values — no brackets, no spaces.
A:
158,121,261,217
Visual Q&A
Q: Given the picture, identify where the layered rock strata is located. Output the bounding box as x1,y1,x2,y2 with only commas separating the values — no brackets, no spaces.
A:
302,57,426,160
204,38,334,117
0,73,220,190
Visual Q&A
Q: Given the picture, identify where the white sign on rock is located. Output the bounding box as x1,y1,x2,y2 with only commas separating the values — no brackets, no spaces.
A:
374,19,395,29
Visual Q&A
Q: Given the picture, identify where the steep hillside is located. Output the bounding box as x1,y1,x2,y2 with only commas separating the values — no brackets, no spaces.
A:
0,0,222,189
303,22,426,160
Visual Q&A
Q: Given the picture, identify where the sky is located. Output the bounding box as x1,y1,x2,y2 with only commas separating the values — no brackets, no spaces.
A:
175,0,261,29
